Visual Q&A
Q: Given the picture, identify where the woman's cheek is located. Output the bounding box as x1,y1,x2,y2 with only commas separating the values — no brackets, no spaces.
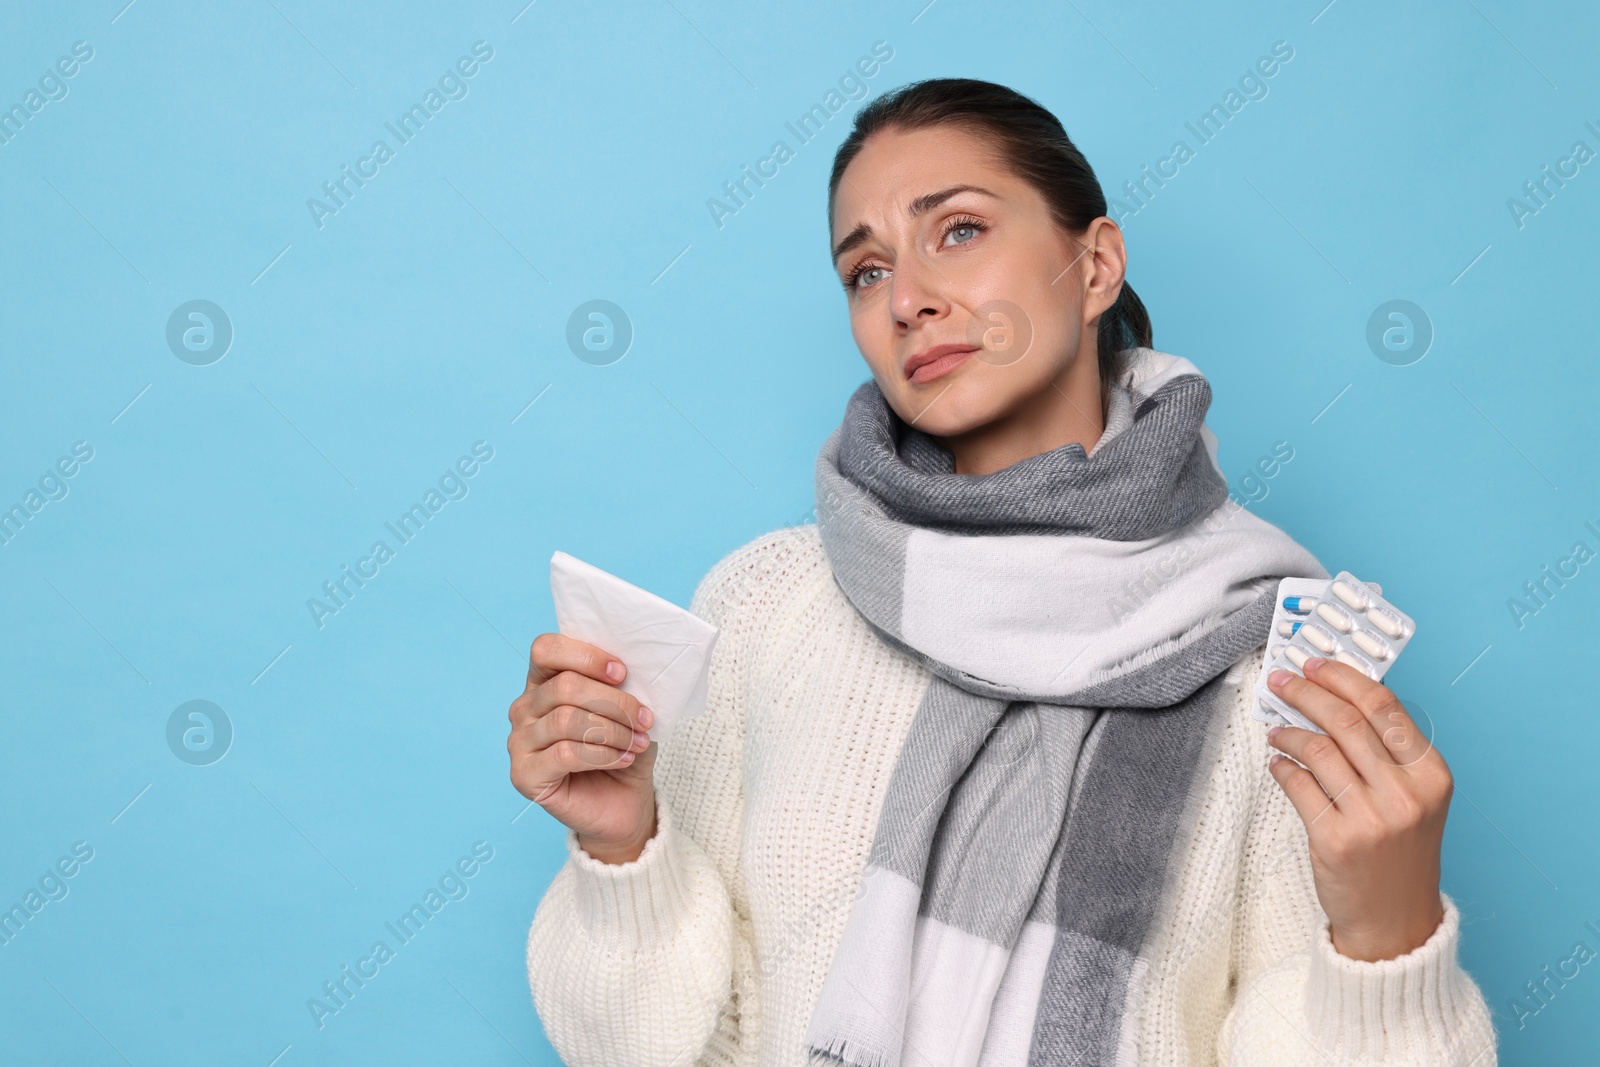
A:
851,314,896,379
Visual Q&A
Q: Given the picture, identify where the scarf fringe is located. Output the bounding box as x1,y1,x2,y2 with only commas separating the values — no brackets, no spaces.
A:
805,1037,891,1067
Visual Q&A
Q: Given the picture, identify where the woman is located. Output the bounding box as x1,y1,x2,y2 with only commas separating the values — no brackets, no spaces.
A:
509,79,1495,1066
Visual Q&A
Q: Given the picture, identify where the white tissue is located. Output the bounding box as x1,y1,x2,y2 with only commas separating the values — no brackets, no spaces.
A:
548,550,720,746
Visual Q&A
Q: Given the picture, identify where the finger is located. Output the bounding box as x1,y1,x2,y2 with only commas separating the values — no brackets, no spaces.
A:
542,737,639,778
1267,663,1393,778
517,739,637,801
1373,702,1439,769
1301,655,1395,719
531,700,650,758
1299,657,1435,766
1267,724,1361,802
1267,751,1348,827
529,669,647,732
527,632,626,690
505,710,643,758
508,688,539,727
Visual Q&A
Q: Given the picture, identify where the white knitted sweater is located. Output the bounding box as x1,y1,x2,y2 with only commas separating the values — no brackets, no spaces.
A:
525,524,1497,1066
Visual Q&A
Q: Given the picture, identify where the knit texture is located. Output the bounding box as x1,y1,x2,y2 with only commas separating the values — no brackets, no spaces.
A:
526,525,1497,1066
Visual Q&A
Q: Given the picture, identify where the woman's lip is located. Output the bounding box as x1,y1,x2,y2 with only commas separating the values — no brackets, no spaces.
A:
908,347,977,384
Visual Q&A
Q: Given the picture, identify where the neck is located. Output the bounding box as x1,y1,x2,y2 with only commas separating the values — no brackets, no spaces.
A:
940,353,1106,476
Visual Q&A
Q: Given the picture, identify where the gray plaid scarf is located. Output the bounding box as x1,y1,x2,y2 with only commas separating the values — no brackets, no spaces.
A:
803,349,1326,1067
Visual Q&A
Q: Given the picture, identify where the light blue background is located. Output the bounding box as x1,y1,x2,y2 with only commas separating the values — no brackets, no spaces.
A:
1,0,1594,1063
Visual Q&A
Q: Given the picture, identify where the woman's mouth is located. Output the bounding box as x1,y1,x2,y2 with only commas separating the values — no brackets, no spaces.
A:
904,344,979,384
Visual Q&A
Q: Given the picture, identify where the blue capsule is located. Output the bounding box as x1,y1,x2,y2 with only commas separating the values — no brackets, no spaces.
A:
1282,596,1314,614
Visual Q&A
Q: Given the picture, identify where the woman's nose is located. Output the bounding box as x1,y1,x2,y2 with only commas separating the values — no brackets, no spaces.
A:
890,255,950,325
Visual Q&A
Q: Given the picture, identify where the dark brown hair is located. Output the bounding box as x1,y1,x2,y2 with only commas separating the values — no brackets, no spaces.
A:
827,77,1152,392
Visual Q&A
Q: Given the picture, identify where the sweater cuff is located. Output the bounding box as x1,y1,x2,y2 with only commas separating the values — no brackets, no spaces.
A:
564,797,700,951
1305,893,1474,1058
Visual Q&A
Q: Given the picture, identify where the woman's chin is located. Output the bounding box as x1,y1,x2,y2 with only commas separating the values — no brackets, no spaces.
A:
887,386,1003,441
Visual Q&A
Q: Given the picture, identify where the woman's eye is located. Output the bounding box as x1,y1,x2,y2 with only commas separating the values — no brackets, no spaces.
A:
852,266,887,291
944,223,980,246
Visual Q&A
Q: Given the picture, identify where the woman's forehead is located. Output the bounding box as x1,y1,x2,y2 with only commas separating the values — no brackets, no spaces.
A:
831,129,1014,236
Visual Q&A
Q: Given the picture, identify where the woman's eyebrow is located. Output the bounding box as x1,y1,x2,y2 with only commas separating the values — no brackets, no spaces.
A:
830,184,999,263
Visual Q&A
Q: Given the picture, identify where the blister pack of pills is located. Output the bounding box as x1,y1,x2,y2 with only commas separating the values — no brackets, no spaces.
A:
1250,577,1332,728
1252,571,1415,735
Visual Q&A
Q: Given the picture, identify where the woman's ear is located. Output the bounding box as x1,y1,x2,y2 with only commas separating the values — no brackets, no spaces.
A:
1078,218,1128,323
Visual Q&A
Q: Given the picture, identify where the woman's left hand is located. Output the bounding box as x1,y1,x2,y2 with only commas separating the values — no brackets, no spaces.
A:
1265,656,1452,962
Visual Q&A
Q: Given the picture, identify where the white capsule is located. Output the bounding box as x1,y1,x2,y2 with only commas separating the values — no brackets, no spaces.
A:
1368,609,1405,638
1351,629,1389,660
1315,602,1354,633
1331,578,1369,611
1282,644,1310,669
1336,649,1377,678
1301,625,1337,653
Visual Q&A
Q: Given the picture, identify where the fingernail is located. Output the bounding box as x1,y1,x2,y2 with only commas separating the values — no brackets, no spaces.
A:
1269,669,1292,688
618,750,634,764
606,660,625,682
638,705,653,728
632,730,649,751
1304,656,1326,672
1267,725,1282,743
1269,753,1284,767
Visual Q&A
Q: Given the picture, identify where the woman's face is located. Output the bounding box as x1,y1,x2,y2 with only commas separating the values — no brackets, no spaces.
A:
830,123,1125,440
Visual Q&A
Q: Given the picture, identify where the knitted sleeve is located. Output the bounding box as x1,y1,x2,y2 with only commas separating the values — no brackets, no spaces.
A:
524,529,800,1067
1216,719,1498,1066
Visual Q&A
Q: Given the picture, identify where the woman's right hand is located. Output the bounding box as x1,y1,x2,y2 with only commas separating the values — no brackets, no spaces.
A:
508,633,658,865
